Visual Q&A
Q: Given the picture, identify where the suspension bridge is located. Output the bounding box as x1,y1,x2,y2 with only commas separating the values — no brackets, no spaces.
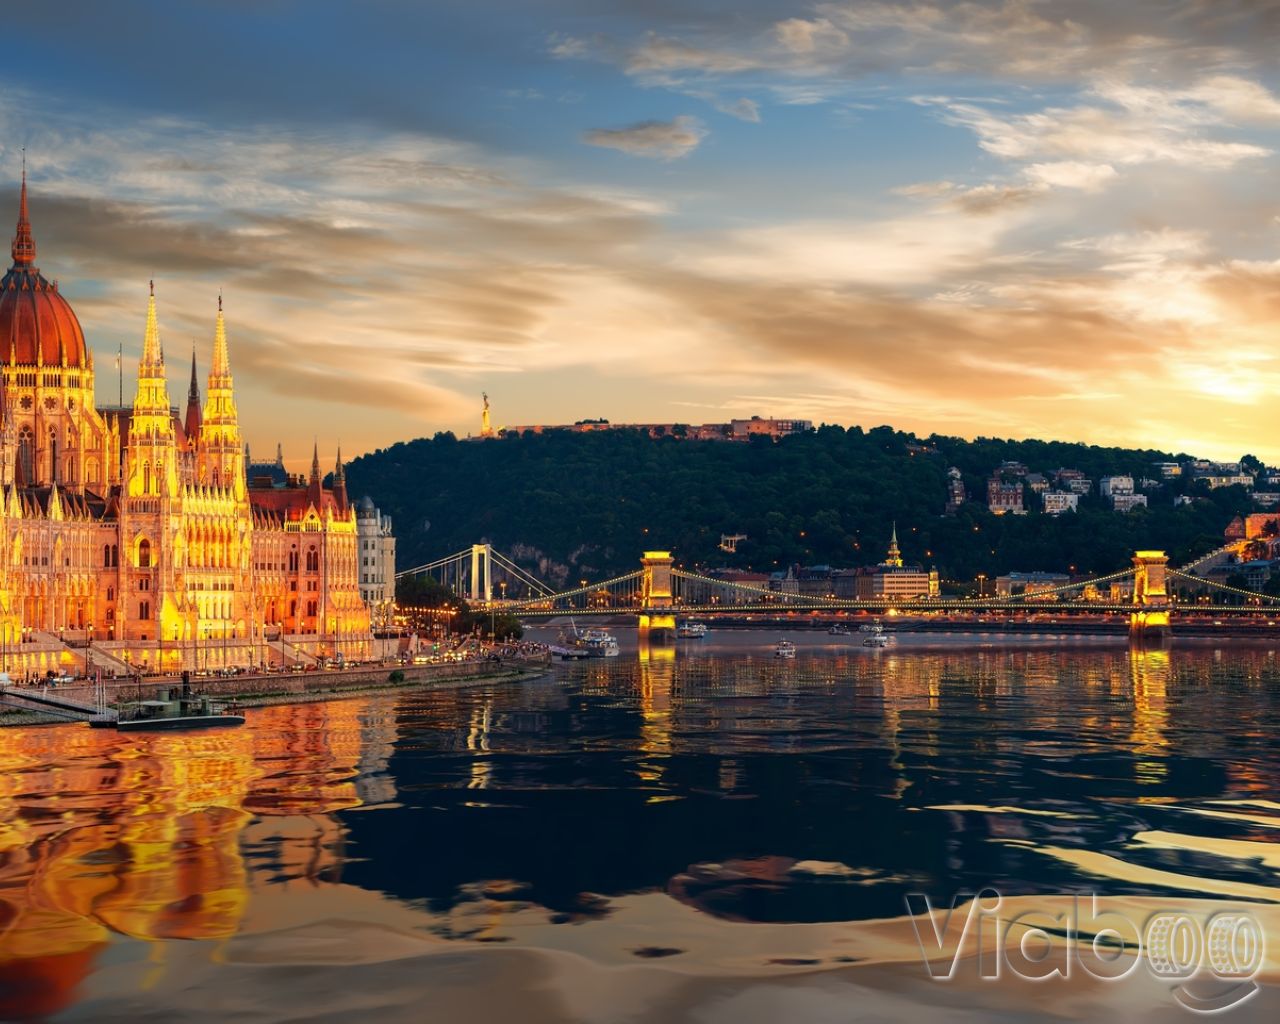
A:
397,545,1280,638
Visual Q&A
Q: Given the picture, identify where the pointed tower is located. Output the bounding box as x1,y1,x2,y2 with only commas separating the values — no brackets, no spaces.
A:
884,522,903,568
199,293,245,495
184,344,202,446
120,281,180,643
332,445,348,511
11,155,35,268
129,282,176,448
306,440,323,508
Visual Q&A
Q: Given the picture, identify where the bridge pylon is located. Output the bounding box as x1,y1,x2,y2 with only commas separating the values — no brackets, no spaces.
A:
469,544,493,604
1130,550,1171,641
639,551,676,638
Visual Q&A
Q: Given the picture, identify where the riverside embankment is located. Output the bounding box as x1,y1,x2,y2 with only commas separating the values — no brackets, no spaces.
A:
0,656,552,727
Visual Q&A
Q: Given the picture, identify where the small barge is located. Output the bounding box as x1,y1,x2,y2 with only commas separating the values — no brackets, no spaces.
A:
90,687,245,731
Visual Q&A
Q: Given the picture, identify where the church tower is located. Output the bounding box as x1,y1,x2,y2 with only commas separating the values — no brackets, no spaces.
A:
198,295,245,497
884,522,903,568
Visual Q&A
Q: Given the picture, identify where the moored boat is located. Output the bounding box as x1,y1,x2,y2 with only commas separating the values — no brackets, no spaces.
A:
91,688,245,731
774,639,797,659
677,622,709,639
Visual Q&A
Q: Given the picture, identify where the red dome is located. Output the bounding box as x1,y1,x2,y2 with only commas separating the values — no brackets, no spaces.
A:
0,174,87,368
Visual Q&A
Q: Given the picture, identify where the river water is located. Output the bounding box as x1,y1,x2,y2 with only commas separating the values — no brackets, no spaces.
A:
2,630,1280,1022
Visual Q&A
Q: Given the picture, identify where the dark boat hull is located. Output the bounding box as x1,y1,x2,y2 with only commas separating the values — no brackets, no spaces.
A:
93,715,246,731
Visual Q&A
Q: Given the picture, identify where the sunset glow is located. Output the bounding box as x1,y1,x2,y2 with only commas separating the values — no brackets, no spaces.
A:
6,2,1280,462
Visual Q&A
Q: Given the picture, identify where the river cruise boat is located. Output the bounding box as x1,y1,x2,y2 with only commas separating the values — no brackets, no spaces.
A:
677,622,709,639
774,639,797,659
572,627,620,658
862,632,893,649
827,624,851,636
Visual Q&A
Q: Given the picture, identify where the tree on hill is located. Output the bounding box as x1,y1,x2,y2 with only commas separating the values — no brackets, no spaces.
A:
349,427,1240,585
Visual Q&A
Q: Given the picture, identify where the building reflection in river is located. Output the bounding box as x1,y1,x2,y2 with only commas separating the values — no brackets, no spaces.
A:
0,697,394,1019
4,642,1280,1018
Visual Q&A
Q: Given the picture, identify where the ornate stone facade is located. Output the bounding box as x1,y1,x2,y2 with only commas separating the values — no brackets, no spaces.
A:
0,176,373,676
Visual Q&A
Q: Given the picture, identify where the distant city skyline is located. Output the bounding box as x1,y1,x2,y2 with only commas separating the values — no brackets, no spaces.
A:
6,1,1280,466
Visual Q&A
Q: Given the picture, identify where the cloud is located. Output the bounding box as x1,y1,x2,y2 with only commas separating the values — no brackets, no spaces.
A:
773,17,849,55
721,97,761,122
937,86,1272,173
582,116,706,159
687,203,1028,287
1024,161,1117,191
624,34,761,76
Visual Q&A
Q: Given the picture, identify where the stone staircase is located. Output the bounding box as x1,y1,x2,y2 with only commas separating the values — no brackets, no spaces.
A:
1180,541,1244,577
268,638,319,667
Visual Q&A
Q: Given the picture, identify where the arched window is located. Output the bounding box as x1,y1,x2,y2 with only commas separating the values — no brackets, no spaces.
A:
142,461,151,494
111,544,119,568
289,549,299,572
86,457,99,485
306,546,319,572
48,428,57,484
139,600,151,620
138,539,151,568
17,426,34,484
103,544,112,568
107,586,114,602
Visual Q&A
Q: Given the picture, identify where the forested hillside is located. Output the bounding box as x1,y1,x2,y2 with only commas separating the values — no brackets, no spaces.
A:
345,426,1250,586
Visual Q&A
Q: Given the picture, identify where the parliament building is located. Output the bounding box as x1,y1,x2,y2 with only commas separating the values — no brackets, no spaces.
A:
0,174,377,676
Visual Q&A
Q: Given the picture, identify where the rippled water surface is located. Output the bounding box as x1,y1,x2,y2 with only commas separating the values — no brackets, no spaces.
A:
3,633,1280,1020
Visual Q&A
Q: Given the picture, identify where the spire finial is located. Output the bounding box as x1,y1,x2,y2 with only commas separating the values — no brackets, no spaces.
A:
149,278,154,296
11,151,36,267
140,282,162,369
210,291,231,380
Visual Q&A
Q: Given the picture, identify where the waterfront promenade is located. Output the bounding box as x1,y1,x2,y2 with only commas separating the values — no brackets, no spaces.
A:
0,652,551,727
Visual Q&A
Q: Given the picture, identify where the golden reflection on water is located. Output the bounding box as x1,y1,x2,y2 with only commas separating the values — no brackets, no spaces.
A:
0,698,385,1018
2,643,1280,1018
1129,648,1170,785
637,642,675,781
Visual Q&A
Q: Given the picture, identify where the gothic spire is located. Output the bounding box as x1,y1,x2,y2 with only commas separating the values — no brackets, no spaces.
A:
332,444,348,511
11,151,36,267
310,440,321,484
184,342,203,443
130,280,175,439
210,290,231,381
188,343,200,401
140,281,162,370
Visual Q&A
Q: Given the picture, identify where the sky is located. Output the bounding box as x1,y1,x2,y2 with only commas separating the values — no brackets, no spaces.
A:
5,0,1280,466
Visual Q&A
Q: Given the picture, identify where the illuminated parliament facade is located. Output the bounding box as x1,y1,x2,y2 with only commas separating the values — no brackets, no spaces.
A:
0,176,376,675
